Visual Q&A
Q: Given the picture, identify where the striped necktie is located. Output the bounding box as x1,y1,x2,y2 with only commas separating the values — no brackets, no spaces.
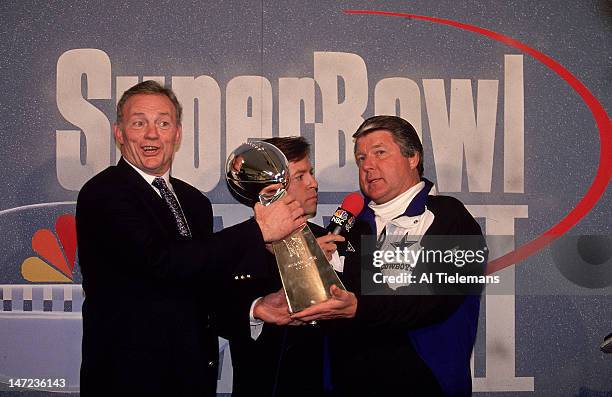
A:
152,177,192,238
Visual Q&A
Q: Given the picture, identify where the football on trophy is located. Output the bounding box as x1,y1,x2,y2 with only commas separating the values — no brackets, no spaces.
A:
225,141,289,205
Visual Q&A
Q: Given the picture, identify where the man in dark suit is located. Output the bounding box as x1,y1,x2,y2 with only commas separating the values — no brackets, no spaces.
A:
229,136,344,397
76,81,304,396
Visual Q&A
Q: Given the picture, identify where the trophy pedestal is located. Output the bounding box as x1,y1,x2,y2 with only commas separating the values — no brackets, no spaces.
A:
272,224,345,313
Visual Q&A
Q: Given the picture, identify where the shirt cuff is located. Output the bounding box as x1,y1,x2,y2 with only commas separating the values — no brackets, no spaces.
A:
330,251,345,273
249,297,264,340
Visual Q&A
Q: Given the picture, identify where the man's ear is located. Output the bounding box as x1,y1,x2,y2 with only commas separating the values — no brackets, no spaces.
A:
408,152,420,170
113,123,124,146
175,125,182,149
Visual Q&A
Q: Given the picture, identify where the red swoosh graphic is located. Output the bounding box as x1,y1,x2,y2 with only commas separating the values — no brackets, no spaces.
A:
345,10,612,274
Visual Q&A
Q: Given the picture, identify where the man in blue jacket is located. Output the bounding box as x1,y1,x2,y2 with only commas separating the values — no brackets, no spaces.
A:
293,116,486,396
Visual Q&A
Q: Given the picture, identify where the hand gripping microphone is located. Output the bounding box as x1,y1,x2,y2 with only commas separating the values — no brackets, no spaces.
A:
326,192,365,236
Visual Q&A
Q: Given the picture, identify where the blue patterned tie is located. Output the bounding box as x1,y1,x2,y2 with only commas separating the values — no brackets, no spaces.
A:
152,177,192,238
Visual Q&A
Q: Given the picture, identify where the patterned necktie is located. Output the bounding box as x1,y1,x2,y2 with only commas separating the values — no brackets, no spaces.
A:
152,177,192,238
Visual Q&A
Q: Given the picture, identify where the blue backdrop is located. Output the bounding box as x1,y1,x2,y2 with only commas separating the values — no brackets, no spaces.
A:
0,1,610,395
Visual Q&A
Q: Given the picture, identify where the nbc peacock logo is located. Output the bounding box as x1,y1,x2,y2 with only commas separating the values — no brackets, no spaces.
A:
20,214,77,283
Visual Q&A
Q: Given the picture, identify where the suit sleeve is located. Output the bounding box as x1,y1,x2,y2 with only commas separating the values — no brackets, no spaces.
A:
76,181,266,287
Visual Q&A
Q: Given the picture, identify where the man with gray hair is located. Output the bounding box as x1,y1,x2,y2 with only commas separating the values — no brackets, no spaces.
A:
76,80,305,396
293,115,486,396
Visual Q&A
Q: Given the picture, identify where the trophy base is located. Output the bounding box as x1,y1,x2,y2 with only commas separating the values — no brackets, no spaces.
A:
272,224,346,313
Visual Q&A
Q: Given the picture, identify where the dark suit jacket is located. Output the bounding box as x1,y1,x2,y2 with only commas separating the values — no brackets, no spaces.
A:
76,158,265,397
229,222,329,397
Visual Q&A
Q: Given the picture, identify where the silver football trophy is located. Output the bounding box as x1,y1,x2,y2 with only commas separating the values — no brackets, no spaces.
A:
226,141,346,312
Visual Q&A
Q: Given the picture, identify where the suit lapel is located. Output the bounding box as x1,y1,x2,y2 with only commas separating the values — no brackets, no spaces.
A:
116,158,183,239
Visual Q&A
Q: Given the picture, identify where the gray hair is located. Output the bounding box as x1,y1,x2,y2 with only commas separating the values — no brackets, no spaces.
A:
116,80,183,126
353,115,424,177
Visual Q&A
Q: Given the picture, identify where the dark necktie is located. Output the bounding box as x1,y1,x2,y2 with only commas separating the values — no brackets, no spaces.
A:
152,177,192,238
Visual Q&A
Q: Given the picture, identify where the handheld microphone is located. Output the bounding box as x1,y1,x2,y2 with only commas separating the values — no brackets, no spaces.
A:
326,192,365,236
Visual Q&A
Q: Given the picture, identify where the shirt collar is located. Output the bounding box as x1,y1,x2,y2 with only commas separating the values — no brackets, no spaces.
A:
402,178,434,217
358,178,435,231
123,158,173,192
368,181,425,221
